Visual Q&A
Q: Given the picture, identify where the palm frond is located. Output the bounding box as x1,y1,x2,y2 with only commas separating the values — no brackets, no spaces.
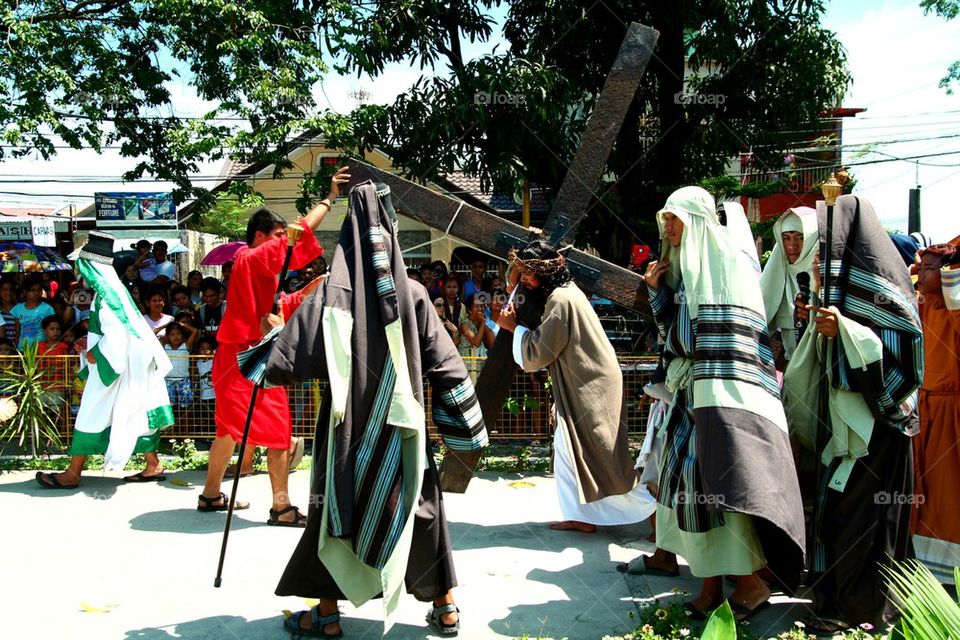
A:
882,558,960,640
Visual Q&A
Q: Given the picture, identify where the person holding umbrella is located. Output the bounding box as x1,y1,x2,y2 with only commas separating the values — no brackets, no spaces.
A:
195,166,350,525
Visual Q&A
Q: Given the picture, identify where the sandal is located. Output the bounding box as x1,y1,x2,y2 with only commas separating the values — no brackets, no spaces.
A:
426,603,460,636
123,471,167,483
267,505,307,527
728,599,770,622
289,436,306,472
282,607,342,638
616,554,680,577
35,471,79,489
197,492,250,512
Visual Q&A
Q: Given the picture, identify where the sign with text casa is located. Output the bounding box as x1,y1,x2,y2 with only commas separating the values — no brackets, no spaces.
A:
94,192,177,228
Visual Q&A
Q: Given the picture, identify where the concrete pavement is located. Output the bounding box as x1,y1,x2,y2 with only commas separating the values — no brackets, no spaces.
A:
0,468,808,639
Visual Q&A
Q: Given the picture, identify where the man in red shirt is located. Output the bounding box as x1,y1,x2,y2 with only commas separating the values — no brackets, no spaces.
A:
196,167,349,525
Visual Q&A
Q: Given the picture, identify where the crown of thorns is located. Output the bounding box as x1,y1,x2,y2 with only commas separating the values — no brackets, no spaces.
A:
508,248,567,275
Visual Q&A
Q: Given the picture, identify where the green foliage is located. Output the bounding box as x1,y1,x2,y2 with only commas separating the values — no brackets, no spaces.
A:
884,559,960,639
701,601,737,640
0,343,63,457
921,0,960,91
194,191,264,239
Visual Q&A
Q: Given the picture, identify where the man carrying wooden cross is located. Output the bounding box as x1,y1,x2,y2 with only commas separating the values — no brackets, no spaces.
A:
496,239,656,533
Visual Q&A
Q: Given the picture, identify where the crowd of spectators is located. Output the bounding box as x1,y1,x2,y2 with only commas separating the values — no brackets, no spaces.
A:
406,258,508,376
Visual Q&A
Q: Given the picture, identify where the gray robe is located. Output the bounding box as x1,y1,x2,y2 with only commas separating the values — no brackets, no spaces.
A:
266,181,486,609
517,282,637,502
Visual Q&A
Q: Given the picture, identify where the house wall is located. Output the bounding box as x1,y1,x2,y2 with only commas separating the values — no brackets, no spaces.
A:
245,143,481,270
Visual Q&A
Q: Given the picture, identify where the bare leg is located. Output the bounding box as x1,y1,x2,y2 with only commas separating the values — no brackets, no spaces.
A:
142,452,163,476
267,446,298,522
44,455,86,485
199,435,235,506
728,573,771,613
434,590,459,626
690,576,725,612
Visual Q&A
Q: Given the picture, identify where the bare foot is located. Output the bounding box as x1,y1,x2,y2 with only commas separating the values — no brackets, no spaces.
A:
549,520,597,533
728,580,771,612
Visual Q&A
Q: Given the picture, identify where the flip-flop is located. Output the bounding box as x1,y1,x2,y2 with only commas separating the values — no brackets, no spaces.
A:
728,599,771,622
616,555,680,577
35,471,79,489
224,463,255,478
123,471,167,483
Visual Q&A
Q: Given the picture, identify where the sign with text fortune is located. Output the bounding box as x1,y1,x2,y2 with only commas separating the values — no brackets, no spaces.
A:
94,192,177,228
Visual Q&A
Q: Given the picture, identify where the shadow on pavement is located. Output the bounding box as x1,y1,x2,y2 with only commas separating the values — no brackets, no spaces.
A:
0,474,121,500
129,508,263,534
123,614,425,640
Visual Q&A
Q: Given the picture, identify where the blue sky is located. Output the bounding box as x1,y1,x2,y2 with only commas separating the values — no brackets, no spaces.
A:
1,1,957,242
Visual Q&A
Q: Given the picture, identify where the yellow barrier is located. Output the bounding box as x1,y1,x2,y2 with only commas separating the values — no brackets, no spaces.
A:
2,354,659,443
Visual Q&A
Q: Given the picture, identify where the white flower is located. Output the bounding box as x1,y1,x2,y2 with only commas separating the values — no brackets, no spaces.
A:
679,629,691,637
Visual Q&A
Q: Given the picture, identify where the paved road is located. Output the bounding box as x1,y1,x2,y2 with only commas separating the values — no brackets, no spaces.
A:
0,468,809,639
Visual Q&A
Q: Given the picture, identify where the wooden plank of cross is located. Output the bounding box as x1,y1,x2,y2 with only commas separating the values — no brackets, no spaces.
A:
352,22,660,491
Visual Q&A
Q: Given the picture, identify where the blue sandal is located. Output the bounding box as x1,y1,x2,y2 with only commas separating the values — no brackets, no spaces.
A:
282,608,342,638
426,603,460,636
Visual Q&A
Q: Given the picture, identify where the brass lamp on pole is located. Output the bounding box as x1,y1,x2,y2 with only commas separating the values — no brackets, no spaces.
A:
821,174,843,307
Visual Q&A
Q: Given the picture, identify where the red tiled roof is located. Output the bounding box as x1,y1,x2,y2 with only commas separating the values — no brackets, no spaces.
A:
441,172,550,213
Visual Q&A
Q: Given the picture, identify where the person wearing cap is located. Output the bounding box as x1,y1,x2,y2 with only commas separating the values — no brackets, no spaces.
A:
195,166,349,525
496,239,657,535
35,232,175,489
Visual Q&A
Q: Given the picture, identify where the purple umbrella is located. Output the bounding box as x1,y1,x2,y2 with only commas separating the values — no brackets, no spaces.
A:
200,241,246,266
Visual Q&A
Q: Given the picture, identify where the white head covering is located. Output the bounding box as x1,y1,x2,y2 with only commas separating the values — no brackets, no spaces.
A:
657,186,759,319
721,201,760,274
759,207,819,357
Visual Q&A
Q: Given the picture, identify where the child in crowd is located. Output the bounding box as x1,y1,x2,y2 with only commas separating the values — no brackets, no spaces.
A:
198,278,225,340
194,334,217,428
142,289,173,338
163,322,198,416
187,270,204,305
37,316,70,356
11,275,55,350
171,286,195,316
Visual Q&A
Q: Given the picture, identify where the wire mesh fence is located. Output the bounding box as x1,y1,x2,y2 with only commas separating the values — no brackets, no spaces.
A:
2,354,659,445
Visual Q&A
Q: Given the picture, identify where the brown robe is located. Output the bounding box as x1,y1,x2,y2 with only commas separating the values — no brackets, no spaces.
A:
517,282,637,502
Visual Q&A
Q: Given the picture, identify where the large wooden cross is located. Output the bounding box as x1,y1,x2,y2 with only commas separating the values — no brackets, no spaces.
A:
352,22,660,489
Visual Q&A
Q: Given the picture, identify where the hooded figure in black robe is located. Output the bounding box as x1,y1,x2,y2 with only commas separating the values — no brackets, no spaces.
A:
265,180,487,634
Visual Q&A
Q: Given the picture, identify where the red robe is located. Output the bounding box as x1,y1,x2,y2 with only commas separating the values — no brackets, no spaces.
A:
213,221,321,449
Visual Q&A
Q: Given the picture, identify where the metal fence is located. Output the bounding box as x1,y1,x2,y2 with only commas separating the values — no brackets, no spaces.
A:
2,354,659,444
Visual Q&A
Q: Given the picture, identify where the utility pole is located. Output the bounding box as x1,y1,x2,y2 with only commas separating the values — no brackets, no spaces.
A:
908,161,921,234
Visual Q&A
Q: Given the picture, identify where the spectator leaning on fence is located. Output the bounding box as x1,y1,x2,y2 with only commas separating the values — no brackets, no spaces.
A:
11,274,54,350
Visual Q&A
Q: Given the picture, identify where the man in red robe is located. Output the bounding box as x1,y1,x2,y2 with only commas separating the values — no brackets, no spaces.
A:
196,167,349,525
